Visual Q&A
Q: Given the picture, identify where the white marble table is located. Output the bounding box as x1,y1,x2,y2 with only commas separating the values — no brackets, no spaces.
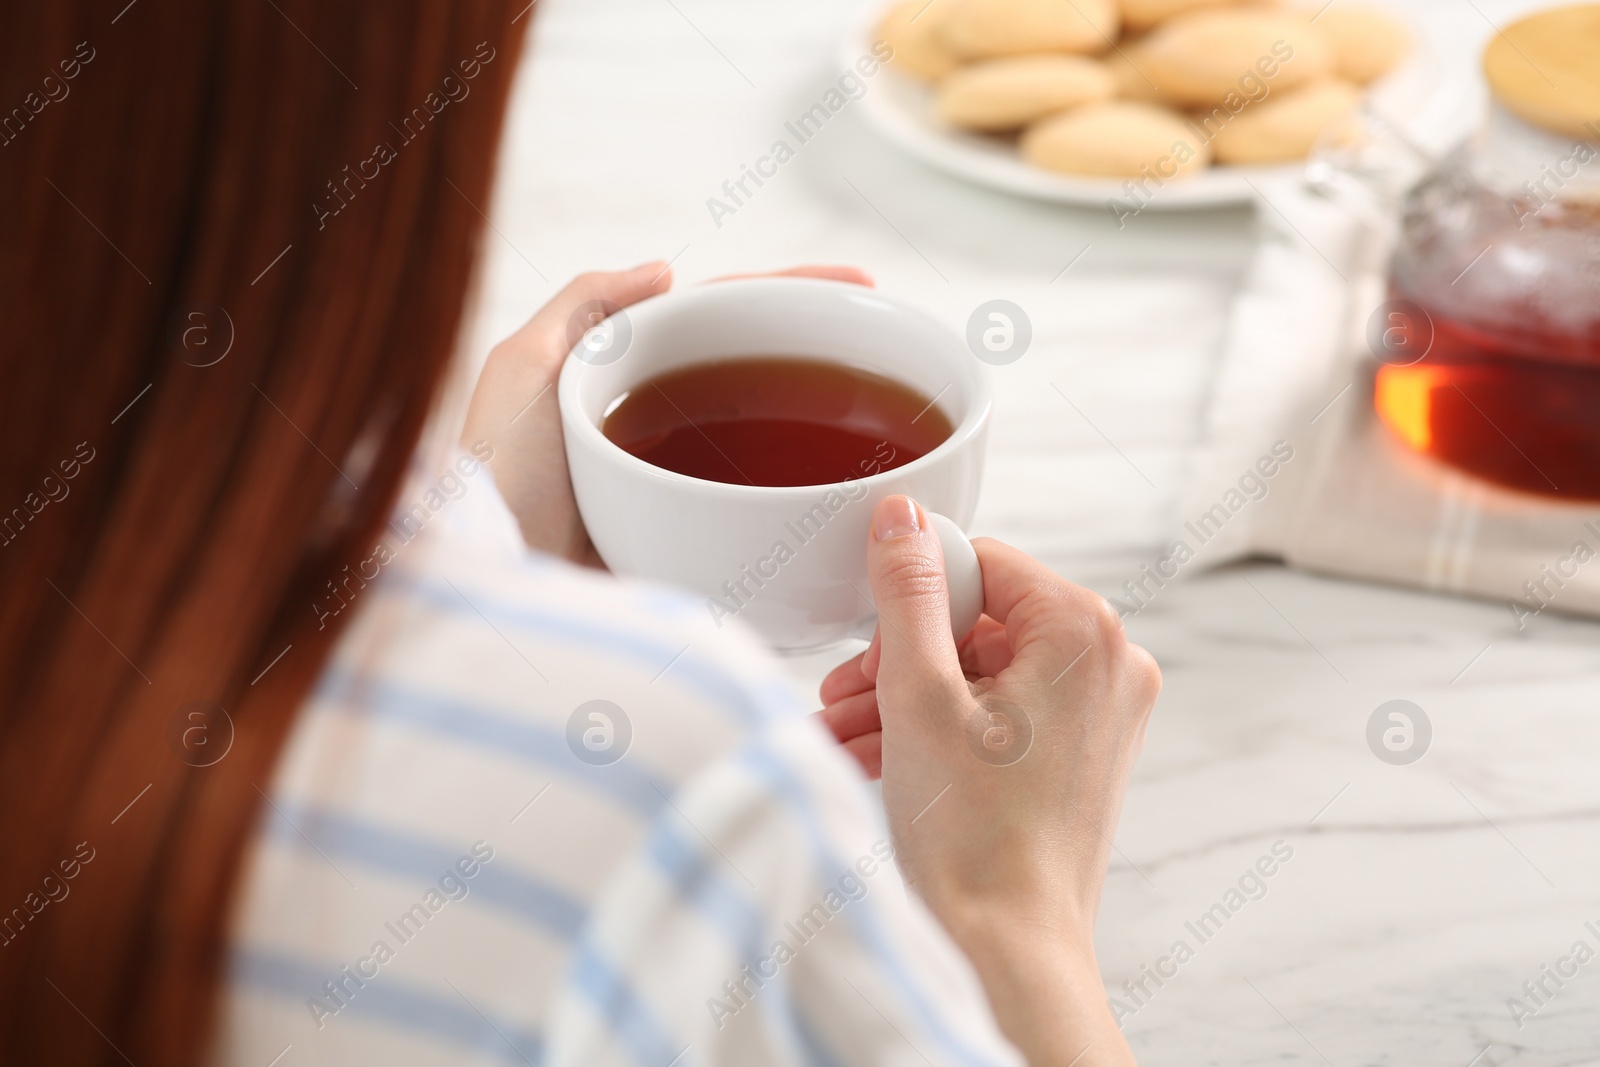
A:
466,1,1600,1061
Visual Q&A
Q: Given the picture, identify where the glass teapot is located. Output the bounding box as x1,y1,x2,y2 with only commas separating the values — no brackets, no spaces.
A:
1318,4,1600,501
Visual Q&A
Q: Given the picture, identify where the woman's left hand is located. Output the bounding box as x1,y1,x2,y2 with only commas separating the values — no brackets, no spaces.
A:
462,263,872,566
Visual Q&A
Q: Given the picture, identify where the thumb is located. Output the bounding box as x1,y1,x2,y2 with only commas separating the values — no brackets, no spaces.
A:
865,496,966,715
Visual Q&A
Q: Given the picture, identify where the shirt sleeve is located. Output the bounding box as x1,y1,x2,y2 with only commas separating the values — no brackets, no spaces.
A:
542,712,1025,1067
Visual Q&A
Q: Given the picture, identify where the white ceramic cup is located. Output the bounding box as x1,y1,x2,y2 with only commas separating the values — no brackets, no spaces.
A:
558,277,989,652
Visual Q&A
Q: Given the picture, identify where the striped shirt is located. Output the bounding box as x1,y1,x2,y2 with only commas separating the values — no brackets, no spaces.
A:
214,453,1022,1067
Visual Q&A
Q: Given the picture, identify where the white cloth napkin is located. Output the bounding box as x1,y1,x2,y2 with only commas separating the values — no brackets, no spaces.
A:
1177,173,1600,627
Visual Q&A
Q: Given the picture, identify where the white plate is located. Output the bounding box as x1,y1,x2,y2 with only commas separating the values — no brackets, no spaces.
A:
845,7,1460,210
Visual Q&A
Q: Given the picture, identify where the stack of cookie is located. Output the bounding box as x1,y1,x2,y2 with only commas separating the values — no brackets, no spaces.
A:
877,0,1409,178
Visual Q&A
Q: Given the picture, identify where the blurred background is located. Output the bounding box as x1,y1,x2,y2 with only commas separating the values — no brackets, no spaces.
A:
453,0,1599,1060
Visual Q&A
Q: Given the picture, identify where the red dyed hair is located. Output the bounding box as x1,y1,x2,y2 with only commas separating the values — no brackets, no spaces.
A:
0,3,527,1061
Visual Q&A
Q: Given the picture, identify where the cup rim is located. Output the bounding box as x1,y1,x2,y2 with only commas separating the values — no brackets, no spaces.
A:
557,277,992,497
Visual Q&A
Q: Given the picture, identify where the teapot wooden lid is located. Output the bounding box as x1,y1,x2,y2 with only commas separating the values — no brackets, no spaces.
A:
1483,3,1600,139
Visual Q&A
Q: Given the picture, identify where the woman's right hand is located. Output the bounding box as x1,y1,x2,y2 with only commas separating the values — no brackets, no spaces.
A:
462,265,676,566
818,495,1159,1066
462,264,873,566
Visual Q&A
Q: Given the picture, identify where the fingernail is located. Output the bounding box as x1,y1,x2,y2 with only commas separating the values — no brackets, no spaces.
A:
631,260,668,275
873,496,920,542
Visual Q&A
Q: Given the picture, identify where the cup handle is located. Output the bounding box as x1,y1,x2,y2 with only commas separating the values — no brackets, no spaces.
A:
928,511,984,642
850,512,984,644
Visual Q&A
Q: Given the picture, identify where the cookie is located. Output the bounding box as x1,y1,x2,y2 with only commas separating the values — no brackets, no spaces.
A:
939,0,1120,58
1484,3,1600,139
876,0,961,82
1104,39,1166,102
938,55,1115,130
1119,0,1240,33
1209,78,1360,164
1301,3,1409,84
1136,8,1332,107
1021,100,1211,177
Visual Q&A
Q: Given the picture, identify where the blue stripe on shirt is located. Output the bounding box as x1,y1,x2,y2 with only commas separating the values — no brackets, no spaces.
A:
568,940,686,1067
643,780,844,1067
314,666,667,818
256,800,686,1065
645,818,767,957
743,743,1009,1067
260,803,586,939
233,947,543,1065
386,571,800,728
793,1013,848,1067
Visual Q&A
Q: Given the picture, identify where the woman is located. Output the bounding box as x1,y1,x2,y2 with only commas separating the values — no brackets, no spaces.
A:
0,3,1157,1064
